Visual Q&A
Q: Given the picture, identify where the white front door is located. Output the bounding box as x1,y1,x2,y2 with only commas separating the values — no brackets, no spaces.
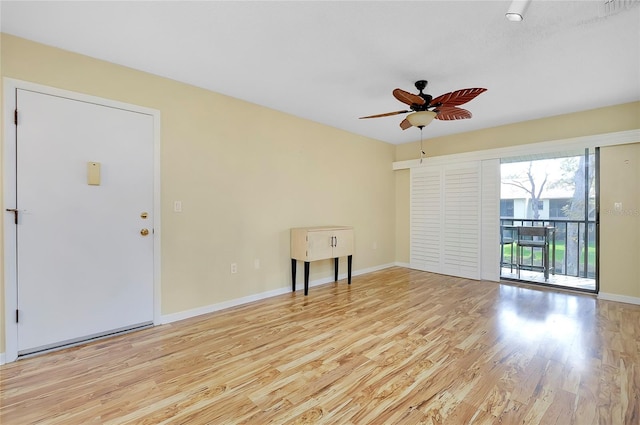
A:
13,88,155,355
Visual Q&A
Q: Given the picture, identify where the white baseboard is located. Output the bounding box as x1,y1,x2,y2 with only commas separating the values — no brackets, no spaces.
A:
357,262,396,275
159,286,291,324
394,261,411,268
598,292,640,305
0,352,6,365
160,263,395,325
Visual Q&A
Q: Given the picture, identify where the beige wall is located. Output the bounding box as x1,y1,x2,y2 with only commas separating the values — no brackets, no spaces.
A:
600,143,640,298
0,34,396,353
394,102,640,299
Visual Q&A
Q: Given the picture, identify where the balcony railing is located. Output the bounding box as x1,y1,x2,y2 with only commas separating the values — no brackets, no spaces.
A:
500,218,596,279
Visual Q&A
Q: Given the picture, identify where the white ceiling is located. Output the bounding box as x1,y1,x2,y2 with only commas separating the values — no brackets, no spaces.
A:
1,0,639,145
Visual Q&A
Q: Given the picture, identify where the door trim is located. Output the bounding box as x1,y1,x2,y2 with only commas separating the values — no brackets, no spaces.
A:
2,78,162,363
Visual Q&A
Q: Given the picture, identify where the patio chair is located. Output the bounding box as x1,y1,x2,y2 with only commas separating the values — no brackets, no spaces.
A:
500,225,516,272
517,226,552,281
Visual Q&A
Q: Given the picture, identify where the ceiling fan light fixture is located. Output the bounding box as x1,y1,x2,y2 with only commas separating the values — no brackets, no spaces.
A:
406,111,437,128
505,0,531,21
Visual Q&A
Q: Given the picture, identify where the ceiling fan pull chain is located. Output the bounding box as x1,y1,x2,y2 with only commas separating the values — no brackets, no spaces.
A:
420,127,424,164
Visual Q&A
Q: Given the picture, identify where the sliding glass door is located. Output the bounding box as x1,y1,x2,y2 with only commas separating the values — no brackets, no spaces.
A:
499,149,598,293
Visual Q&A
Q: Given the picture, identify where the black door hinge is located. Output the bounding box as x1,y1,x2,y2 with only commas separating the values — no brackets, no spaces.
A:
16,309,19,323
6,208,19,225
14,109,18,125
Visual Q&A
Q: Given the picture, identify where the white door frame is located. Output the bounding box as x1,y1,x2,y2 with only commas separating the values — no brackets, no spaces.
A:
2,78,162,363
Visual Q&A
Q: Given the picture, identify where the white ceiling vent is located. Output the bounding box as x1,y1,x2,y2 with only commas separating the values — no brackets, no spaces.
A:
600,0,640,17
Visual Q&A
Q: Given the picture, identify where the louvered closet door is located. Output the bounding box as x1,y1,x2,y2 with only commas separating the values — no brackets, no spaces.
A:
410,162,481,280
442,163,481,279
410,167,442,270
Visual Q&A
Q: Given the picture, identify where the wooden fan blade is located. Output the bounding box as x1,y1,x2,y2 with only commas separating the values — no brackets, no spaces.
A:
399,118,412,130
435,106,472,120
359,110,410,119
430,88,487,108
393,89,426,106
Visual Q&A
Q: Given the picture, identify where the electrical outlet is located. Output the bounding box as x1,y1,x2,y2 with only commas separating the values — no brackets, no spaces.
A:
614,202,623,212
174,201,182,212
230,263,237,274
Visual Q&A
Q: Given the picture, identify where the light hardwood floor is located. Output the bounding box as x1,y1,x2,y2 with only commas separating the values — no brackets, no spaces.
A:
1,267,638,424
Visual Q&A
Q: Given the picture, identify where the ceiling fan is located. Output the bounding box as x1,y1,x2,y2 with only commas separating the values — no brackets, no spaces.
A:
359,80,487,130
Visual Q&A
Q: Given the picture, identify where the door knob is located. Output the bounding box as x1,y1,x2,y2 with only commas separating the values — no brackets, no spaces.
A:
140,228,150,236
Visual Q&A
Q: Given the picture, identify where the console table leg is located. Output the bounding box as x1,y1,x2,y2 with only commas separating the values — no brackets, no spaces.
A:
291,258,296,292
304,261,310,296
348,255,353,285
334,258,339,281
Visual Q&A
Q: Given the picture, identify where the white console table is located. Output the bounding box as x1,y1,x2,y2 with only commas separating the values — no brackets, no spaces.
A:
290,226,354,295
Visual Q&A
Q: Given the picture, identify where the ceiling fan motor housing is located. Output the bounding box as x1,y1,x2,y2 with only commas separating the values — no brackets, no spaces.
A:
413,80,433,111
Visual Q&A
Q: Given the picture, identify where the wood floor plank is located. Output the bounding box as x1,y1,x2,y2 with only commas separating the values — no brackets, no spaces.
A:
1,267,639,424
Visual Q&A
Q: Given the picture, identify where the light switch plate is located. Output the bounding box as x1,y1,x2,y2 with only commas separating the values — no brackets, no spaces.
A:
87,162,101,185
